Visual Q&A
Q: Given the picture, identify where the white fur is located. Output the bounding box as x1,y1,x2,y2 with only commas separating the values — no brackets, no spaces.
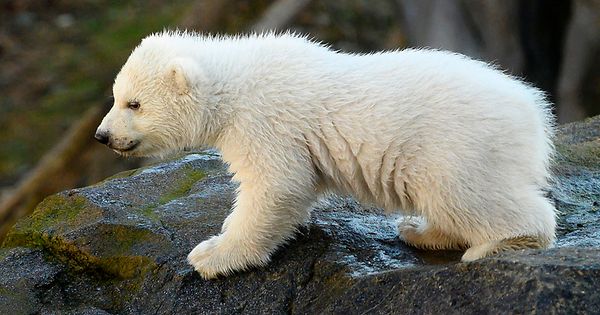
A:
96,31,556,279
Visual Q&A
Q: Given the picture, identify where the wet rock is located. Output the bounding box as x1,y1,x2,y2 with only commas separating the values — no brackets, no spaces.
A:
552,116,600,248
1,117,600,314
0,248,63,314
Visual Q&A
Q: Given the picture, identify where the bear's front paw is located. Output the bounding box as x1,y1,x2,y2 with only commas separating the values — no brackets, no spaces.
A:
187,234,267,279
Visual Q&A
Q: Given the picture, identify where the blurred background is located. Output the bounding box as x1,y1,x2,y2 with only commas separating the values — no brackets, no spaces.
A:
0,0,599,239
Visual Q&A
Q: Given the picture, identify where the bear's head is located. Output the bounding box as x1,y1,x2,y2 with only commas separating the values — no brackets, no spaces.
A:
95,38,220,158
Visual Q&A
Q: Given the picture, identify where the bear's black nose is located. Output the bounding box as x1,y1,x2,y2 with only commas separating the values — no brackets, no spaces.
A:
94,131,109,145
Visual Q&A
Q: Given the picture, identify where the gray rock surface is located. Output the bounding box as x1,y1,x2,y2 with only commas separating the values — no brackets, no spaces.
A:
1,116,600,314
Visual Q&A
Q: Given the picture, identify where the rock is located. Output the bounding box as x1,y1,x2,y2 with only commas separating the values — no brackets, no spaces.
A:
552,116,600,248
1,116,600,314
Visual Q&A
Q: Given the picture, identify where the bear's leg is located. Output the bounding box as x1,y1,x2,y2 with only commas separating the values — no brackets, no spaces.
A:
397,216,467,250
461,190,556,261
461,235,548,261
188,147,316,279
187,182,314,279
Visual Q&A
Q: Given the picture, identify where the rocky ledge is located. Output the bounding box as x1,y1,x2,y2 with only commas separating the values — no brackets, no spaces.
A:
1,116,599,314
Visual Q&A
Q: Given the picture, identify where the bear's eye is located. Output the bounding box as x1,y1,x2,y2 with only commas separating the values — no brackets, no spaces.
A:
127,101,140,110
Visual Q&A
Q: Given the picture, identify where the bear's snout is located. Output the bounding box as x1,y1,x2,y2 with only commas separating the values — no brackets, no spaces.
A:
94,131,110,145
94,129,140,153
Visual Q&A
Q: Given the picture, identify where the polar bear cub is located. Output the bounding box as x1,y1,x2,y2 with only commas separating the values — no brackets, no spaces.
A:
95,31,556,279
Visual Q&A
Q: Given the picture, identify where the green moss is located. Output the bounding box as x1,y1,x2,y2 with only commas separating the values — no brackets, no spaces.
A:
10,230,153,279
1,163,205,278
135,205,160,221
556,141,600,169
96,163,206,222
127,166,206,221
5,226,155,279
2,194,156,279
0,249,9,261
0,286,11,296
4,195,91,240
158,167,205,204
98,225,159,258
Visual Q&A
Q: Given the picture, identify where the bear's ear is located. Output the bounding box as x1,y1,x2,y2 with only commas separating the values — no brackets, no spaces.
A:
167,58,203,95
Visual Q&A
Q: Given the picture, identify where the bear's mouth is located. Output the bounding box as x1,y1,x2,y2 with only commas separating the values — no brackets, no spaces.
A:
111,140,140,154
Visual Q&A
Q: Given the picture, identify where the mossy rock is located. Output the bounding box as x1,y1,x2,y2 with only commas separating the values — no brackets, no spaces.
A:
555,115,600,169
1,153,223,280
0,120,599,314
3,192,163,279
550,115,600,247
